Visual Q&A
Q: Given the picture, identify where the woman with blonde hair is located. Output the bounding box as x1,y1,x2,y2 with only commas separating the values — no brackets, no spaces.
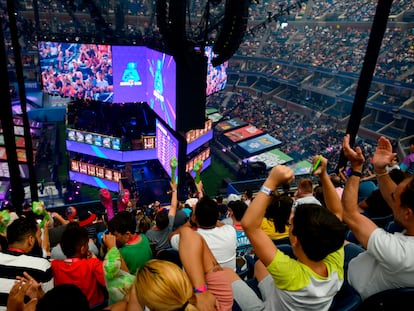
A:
134,259,198,311
104,226,232,311
131,226,233,311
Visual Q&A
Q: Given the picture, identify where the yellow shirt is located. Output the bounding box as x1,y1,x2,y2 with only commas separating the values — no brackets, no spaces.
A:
260,218,289,241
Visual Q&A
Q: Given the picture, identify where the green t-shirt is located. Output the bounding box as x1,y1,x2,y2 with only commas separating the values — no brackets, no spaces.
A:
120,234,153,274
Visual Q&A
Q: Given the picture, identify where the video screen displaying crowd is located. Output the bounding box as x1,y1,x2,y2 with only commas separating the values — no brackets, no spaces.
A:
38,42,113,101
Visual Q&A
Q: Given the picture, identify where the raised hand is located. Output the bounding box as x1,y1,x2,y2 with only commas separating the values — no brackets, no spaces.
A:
311,155,328,176
267,165,294,188
342,134,364,170
372,136,396,171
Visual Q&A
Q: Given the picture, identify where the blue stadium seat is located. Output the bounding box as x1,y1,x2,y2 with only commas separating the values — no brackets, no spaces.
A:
384,220,403,233
357,287,414,311
369,214,394,229
329,282,362,311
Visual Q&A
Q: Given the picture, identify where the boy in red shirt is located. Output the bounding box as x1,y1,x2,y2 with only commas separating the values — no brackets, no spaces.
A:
51,222,108,308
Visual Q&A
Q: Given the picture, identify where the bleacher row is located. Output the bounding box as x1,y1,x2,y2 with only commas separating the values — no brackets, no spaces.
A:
0,0,413,82
207,87,384,178
223,61,414,149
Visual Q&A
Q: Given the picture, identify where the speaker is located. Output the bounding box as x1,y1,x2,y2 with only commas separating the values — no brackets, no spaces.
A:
176,51,208,132
212,0,250,66
155,0,187,60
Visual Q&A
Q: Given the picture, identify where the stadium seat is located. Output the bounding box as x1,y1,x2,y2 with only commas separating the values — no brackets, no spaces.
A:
329,282,362,311
384,220,403,233
155,249,182,268
272,237,290,246
369,214,394,229
357,287,414,311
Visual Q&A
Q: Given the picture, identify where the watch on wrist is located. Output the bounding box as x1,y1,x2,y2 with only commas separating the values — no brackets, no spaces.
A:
350,170,362,178
260,185,275,196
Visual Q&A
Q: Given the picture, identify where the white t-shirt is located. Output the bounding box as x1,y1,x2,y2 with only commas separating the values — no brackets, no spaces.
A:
171,225,237,270
292,195,322,209
348,228,414,300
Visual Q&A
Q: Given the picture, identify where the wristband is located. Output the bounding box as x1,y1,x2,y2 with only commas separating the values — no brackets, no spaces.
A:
375,171,389,177
349,170,362,178
260,185,274,196
194,284,208,293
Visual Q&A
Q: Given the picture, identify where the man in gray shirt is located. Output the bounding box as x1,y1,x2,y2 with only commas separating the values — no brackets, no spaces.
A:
145,181,178,253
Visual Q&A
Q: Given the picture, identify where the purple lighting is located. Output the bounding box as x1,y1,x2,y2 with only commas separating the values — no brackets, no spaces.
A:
112,45,148,103
147,50,177,130
0,181,10,200
69,171,119,192
186,130,213,154
66,140,156,162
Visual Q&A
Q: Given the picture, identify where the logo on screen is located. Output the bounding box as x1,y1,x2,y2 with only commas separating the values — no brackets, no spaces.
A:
151,59,165,102
120,62,142,86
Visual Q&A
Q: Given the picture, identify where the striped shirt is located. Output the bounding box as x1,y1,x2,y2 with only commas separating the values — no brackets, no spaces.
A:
0,250,54,310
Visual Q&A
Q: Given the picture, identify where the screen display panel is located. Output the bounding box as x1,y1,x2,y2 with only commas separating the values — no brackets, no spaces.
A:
205,46,228,96
38,41,113,102
112,45,148,103
146,50,177,130
156,119,179,179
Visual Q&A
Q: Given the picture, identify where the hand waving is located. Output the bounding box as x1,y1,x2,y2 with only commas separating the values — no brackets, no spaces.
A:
372,136,396,171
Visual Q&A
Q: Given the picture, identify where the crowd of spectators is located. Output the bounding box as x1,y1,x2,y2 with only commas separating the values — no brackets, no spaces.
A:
1,134,414,310
208,88,379,175
1,0,413,84
239,23,414,82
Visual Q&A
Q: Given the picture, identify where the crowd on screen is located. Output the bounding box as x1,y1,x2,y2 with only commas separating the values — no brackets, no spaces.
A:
38,42,114,101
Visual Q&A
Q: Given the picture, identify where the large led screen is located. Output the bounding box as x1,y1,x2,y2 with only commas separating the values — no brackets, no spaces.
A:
156,119,179,180
205,46,228,96
288,160,313,176
147,50,177,130
0,181,10,200
0,147,35,163
186,147,211,173
186,130,213,155
112,45,148,103
0,163,30,179
224,125,264,143
244,148,293,169
38,41,113,101
215,118,248,132
237,134,282,156
207,112,223,123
